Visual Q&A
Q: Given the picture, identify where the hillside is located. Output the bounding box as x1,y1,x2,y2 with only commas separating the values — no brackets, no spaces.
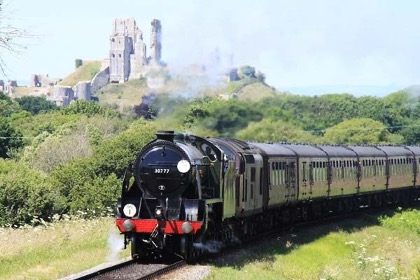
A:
59,60,101,87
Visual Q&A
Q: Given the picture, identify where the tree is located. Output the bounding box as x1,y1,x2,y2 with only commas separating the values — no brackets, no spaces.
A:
61,100,119,117
203,99,264,137
0,91,21,117
322,118,403,145
235,119,319,143
238,65,256,79
15,96,57,115
399,120,420,145
0,117,23,158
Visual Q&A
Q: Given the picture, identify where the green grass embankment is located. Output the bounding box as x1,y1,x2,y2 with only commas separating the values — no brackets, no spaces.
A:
207,208,420,280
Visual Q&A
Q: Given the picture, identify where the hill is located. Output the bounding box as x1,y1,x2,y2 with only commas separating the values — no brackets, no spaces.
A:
59,60,101,87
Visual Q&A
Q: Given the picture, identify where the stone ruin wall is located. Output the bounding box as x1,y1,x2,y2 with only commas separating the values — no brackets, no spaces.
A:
31,74,60,87
74,81,91,101
149,19,162,65
0,80,18,95
91,66,110,94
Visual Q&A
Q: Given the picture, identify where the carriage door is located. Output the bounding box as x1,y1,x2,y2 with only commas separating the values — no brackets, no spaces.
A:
285,160,297,202
242,154,264,212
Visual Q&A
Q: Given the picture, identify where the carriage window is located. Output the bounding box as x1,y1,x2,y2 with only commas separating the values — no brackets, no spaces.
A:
245,155,254,163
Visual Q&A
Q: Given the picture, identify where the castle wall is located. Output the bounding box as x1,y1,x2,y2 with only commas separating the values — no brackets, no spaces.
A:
31,74,60,87
91,66,110,94
74,81,91,101
50,85,74,106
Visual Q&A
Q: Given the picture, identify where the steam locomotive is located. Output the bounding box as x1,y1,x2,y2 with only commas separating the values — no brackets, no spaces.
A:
116,131,420,259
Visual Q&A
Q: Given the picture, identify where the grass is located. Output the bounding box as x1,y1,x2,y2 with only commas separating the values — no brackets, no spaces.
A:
0,217,129,280
60,61,102,87
206,207,420,280
95,78,149,111
235,82,281,101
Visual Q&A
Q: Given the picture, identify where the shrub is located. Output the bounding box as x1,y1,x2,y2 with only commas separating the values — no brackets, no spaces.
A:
0,159,65,226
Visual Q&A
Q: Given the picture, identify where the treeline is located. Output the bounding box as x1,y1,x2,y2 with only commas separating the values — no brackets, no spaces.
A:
1,88,420,226
151,90,420,145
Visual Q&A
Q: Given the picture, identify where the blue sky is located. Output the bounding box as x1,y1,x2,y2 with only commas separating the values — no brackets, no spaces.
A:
1,0,420,96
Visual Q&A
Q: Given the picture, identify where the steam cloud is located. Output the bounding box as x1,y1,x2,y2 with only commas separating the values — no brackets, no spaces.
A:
107,230,125,262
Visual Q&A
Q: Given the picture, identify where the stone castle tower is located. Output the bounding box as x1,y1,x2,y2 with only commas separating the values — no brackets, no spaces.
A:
109,18,162,83
149,19,162,65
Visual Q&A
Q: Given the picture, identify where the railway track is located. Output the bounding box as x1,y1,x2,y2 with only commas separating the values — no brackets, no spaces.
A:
70,259,186,280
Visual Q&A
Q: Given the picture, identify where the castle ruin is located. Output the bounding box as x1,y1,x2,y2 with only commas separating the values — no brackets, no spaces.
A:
3,18,165,106
109,18,162,83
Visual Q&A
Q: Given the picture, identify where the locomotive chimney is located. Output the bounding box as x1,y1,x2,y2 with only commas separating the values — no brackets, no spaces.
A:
156,130,176,141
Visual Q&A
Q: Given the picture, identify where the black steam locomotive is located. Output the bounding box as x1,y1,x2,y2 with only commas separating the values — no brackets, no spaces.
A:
116,131,420,259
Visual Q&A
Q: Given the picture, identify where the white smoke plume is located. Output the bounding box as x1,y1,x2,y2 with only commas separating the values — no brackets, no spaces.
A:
107,230,125,262
193,240,224,253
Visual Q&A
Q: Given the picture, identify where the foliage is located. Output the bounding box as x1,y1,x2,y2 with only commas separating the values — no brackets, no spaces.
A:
399,120,420,145
238,65,256,79
15,95,57,115
201,99,264,137
49,158,119,215
322,118,403,144
0,93,21,117
92,119,157,177
382,91,410,133
61,100,120,117
182,97,212,129
0,159,64,226
0,118,23,158
379,208,420,235
8,112,81,146
21,115,129,172
75,58,83,68
236,119,320,143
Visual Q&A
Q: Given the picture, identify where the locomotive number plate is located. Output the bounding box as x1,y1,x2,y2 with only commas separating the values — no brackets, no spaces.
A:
154,168,170,174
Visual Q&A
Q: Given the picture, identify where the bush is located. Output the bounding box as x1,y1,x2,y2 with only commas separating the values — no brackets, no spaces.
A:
0,159,65,226
50,158,120,216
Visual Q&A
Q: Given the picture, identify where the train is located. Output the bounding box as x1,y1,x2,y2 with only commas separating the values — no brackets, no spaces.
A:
115,131,420,259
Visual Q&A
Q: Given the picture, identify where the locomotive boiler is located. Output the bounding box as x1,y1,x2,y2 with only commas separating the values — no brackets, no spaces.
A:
116,131,420,259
